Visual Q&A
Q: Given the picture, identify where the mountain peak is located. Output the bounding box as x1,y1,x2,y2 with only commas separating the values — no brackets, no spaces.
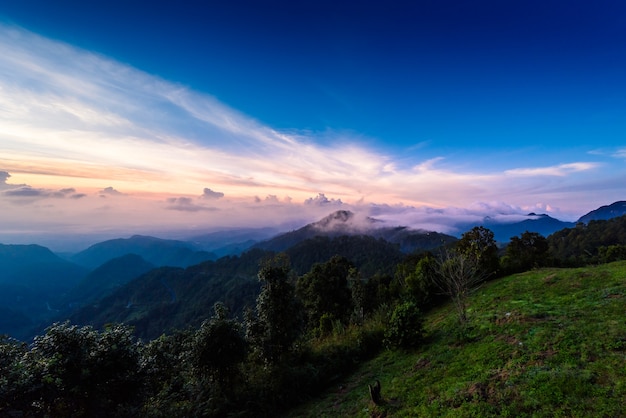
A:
314,210,355,228
311,210,382,233
578,201,626,223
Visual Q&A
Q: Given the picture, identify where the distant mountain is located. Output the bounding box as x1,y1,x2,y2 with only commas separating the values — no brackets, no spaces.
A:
578,201,626,223
60,254,156,309
285,235,404,277
0,243,88,339
68,250,270,340
187,227,279,257
473,213,576,242
67,232,418,340
254,210,456,253
71,235,216,269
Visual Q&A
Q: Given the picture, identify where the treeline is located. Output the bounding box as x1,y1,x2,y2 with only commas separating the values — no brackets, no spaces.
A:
0,255,397,417
3,216,626,416
0,228,496,417
64,235,404,341
547,215,626,265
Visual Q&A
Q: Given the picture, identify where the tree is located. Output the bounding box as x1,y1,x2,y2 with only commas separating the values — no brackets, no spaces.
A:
296,255,354,332
192,302,246,391
0,336,32,415
349,267,366,325
502,231,549,273
384,301,425,349
140,330,195,417
456,226,499,278
432,249,488,327
246,254,303,365
26,322,142,417
396,252,438,307
598,244,626,263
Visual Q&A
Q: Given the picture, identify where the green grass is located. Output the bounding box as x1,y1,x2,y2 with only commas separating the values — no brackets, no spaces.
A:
285,262,626,417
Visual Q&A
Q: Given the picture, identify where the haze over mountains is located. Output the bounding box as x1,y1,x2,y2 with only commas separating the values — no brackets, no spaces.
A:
1,200,625,341
70,235,217,269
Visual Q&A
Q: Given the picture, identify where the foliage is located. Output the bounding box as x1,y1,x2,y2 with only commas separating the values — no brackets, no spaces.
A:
547,215,626,265
0,336,31,414
247,254,303,365
191,302,246,391
18,322,142,417
395,252,439,308
432,249,488,326
384,301,424,349
286,235,403,277
456,226,500,277
68,249,270,341
140,330,195,417
501,231,550,274
297,255,354,331
598,244,626,263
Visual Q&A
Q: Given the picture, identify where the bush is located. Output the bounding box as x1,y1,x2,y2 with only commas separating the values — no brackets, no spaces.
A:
384,301,424,349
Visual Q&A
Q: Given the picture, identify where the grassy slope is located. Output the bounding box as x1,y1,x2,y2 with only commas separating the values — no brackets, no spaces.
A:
286,262,626,417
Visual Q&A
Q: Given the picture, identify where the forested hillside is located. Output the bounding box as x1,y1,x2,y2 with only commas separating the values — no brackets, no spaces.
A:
548,214,626,265
3,208,626,416
0,244,88,339
3,229,626,417
65,234,410,340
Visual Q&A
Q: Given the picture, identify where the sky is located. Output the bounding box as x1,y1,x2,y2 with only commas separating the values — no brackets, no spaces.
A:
1,0,625,251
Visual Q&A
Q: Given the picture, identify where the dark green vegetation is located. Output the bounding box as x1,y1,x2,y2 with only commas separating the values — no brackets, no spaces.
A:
66,234,405,341
548,215,626,266
3,209,626,416
62,254,156,308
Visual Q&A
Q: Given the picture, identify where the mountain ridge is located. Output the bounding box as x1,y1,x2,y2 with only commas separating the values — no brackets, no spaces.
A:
70,235,216,269
253,210,457,253
577,200,626,223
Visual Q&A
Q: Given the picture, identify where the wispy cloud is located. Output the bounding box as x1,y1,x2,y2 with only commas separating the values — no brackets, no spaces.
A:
613,148,626,159
0,23,619,245
504,162,598,177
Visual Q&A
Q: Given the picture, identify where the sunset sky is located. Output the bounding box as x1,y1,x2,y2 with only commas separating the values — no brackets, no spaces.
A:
1,1,625,250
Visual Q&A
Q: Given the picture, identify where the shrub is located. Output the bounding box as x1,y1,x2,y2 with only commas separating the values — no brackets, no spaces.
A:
384,301,424,349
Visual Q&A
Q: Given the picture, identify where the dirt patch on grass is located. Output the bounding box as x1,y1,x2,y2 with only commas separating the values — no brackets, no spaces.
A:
495,311,522,325
536,348,557,360
496,334,521,345
543,273,558,284
413,358,431,371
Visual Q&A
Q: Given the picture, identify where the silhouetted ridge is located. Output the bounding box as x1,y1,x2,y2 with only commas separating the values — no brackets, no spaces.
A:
578,201,626,223
71,235,216,269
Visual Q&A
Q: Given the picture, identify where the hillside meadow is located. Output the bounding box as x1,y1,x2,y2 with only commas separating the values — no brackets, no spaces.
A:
286,261,626,417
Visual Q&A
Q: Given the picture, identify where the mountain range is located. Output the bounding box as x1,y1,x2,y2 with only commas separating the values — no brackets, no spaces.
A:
2,200,626,341
70,235,216,269
253,210,457,253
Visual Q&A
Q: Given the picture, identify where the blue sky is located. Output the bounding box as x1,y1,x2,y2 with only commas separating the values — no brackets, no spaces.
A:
0,1,625,249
